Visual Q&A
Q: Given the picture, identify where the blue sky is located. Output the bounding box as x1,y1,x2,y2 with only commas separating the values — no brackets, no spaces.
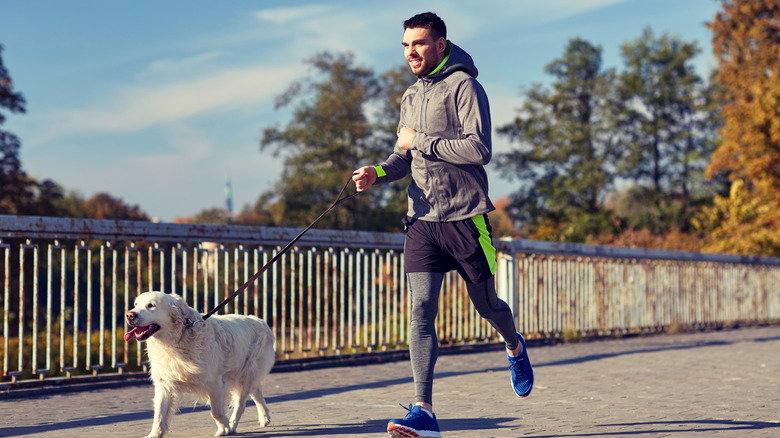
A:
1,0,721,222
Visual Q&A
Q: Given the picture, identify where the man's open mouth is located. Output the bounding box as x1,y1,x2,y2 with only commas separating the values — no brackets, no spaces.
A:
124,324,160,342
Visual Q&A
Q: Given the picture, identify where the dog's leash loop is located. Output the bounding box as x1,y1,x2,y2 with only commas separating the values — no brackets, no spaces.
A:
202,173,360,321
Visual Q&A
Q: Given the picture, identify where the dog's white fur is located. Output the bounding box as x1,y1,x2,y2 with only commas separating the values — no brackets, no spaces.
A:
125,291,275,437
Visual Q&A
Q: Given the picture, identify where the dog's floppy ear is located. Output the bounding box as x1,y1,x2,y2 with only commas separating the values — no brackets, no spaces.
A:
168,293,203,328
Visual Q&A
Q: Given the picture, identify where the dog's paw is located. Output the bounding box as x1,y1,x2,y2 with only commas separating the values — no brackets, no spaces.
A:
259,415,270,428
214,425,231,436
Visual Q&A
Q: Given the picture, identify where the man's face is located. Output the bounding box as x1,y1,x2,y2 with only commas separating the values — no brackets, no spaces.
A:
402,27,445,76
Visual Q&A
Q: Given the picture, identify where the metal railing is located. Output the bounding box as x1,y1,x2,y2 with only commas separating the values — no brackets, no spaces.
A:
1,215,779,385
496,240,780,336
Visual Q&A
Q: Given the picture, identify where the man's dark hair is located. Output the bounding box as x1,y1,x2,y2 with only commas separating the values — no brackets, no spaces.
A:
403,12,447,41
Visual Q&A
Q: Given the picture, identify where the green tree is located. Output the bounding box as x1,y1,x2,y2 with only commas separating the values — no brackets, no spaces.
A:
50,190,149,221
0,43,31,214
0,43,71,217
186,206,231,225
233,192,276,226
79,192,148,220
496,38,621,241
27,179,66,217
617,28,719,222
259,52,408,232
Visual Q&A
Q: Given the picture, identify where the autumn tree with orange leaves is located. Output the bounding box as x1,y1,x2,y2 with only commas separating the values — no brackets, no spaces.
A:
699,0,780,255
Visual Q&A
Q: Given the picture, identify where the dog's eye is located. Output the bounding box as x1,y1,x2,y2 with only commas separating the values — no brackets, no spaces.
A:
146,303,156,310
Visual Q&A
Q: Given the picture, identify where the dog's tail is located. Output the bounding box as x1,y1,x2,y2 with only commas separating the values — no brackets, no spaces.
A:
258,319,276,373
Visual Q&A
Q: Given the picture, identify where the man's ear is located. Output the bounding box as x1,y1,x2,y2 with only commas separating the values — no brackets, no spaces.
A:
436,37,447,55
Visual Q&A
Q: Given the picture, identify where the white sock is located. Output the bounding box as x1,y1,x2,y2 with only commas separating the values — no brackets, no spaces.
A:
508,346,524,357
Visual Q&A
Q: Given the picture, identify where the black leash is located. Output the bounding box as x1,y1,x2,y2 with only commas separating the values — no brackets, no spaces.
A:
201,173,360,321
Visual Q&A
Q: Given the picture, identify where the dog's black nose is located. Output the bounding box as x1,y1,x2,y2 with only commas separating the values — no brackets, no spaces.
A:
126,311,137,321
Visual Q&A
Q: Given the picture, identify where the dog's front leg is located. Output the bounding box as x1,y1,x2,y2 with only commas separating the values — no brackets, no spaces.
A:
146,385,173,438
208,386,231,436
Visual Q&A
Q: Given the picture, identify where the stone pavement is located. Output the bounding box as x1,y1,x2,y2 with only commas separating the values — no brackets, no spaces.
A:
1,325,779,438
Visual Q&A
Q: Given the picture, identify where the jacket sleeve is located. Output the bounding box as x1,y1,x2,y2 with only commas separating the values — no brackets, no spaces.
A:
412,77,492,165
374,147,411,185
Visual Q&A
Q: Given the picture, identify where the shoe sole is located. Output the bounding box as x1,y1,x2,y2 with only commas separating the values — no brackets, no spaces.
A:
514,370,532,398
388,423,442,438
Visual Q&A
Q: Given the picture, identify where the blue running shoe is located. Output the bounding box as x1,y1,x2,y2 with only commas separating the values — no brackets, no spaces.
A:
507,333,534,398
387,404,441,438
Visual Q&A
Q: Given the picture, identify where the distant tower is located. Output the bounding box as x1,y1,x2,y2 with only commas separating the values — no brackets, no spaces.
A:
225,174,233,216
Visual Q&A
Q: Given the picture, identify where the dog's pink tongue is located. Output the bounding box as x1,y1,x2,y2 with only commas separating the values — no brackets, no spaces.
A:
124,327,142,342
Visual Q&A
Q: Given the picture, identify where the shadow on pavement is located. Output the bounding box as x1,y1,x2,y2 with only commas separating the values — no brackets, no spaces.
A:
0,410,155,437
530,419,780,437
533,334,780,368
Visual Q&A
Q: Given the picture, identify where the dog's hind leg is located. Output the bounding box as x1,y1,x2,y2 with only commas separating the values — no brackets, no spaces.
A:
249,387,271,427
228,389,248,433
207,387,231,436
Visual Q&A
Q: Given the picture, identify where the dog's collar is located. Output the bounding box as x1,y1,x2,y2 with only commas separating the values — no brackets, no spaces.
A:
185,318,200,328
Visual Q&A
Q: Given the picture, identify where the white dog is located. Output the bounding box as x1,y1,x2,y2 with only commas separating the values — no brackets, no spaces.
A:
125,291,275,437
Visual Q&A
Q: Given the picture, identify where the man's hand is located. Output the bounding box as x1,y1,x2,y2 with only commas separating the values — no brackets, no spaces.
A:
352,166,377,192
398,127,417,150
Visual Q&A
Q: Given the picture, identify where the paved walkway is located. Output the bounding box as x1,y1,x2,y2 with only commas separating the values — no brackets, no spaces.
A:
2,326,779,438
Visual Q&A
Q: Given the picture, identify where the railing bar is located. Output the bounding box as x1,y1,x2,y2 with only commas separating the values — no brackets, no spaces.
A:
2,242,9,377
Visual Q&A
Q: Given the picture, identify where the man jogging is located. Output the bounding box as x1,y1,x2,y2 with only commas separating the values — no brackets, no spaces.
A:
353,12,534,438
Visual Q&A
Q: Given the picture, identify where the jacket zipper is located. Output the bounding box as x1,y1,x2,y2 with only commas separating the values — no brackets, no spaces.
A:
420,80,444,221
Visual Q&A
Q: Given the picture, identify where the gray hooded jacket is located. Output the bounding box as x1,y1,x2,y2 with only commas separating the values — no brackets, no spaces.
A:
374,41,495,222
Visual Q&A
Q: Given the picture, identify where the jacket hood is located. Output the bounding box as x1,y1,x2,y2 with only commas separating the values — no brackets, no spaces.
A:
426,41,478,79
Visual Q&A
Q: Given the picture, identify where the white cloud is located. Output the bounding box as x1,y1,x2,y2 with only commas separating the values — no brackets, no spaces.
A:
28,63,297,146
138,52,228,80
38,119,283,221
26,3,407,150
253,4,337,24
443,0,633,40
163,122,216,159
250,3,395,66
518,0,632,22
